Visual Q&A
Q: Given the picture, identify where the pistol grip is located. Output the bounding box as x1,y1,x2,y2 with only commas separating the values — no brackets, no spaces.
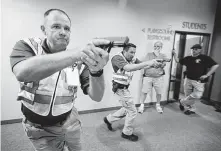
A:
98,42,113,53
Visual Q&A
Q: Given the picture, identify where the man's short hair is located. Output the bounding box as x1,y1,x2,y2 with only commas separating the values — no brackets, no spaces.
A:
123,43,136,51
44,8,71,23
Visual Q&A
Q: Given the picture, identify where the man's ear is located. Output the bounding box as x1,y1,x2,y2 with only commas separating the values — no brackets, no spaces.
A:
41,25,46,35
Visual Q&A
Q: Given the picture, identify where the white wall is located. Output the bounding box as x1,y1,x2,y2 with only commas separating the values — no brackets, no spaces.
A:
1,0,217,121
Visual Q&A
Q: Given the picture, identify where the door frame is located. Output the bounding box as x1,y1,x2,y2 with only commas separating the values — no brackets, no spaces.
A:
167,31,211,101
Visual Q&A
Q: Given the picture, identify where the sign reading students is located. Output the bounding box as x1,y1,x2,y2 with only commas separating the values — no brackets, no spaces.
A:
182,22,207,30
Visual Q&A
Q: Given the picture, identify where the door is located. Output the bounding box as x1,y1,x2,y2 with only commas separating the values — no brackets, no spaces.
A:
167,31,211,101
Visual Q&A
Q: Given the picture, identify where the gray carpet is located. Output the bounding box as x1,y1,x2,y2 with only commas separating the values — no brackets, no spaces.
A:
2,101,221,151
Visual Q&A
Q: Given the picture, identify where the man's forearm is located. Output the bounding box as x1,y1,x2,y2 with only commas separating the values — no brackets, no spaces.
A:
173,53,179,63
124,62,152,71
88,74,105,102
13,50,79,82
206,64,219,76
140,69,144,83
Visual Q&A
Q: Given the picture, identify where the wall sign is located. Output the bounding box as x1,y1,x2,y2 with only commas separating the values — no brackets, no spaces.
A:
182,22,207,30
142,26,174,41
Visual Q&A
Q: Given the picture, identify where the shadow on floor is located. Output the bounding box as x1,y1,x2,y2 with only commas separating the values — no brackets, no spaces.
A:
201,100,221,113
95,122,152,151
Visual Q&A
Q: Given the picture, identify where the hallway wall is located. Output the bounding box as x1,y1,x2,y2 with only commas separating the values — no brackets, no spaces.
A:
210,0,221,102
1,0,218,121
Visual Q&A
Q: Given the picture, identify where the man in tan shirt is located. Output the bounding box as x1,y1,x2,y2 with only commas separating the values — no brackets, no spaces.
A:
138,41,169,114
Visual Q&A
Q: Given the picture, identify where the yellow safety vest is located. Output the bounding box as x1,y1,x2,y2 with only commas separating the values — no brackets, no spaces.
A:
17,38,84,116
112,53,135,85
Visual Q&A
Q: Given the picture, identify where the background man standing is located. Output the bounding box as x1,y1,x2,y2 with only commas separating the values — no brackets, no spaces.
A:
172,44,219,115
138,41,170,114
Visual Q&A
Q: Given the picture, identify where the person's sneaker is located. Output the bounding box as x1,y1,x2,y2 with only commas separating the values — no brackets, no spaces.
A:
179,99,184,111
138,105,144,114
184,110,195,115
103,117,112,131
156,104,163,114
121,133,138,141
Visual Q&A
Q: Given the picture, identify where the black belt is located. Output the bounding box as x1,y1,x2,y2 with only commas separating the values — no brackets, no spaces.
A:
112,81,129,89
21,105,71,126
196,79,206,83
117,84,129,89
24,118,66,127
187,78,207,83
118,86,129,89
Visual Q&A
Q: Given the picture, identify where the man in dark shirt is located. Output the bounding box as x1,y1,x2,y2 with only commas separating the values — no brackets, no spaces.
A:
172,44,219,115
10,9,110,151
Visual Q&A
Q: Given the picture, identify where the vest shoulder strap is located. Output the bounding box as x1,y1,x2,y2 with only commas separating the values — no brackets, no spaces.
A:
23,37,45,55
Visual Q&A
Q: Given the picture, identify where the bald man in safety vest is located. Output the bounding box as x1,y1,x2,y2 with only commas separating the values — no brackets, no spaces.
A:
10,8,110,151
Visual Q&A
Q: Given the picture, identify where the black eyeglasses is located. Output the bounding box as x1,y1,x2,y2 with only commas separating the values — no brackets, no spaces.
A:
154,46,162,48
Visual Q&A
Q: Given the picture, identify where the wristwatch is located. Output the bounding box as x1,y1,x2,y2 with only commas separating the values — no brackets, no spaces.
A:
89,69,103,77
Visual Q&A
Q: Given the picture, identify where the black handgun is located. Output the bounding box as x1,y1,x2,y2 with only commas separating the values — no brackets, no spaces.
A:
112,80,119,93
94,36,130,53
198,77,209,83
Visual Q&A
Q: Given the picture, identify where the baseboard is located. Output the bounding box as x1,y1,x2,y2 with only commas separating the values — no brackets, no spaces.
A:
1,100,171,125
201,99,221,111
78,106,122,114
208,99,221,104
201,98,220,105
1,118,23,125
